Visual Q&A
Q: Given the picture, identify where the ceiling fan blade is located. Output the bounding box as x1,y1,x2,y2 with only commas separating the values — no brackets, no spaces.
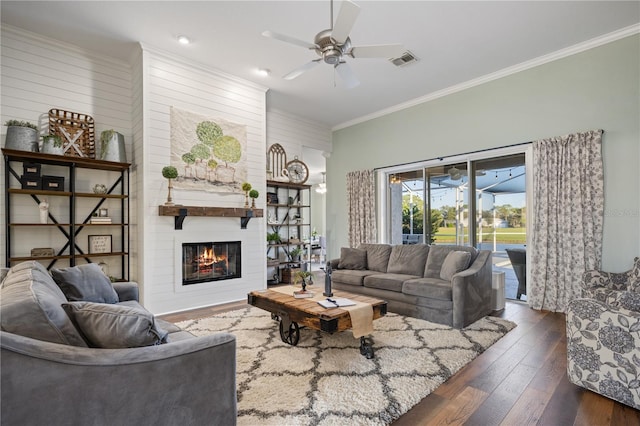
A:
262,30,317,50
283,60,321,80
350,44,405,58
335,62,360,89
331,0,360,44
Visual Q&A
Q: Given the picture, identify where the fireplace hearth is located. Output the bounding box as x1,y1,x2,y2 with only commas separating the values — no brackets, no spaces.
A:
182,241,241,285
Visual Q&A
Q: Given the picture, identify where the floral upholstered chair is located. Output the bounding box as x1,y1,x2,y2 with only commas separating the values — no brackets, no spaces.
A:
566,257,640,409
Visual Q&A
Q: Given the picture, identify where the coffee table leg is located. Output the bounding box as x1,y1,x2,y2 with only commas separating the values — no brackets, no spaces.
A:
278,314,300,346
360,336,374,359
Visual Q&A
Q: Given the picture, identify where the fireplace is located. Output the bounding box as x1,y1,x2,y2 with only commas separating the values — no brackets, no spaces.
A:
182,241,241,285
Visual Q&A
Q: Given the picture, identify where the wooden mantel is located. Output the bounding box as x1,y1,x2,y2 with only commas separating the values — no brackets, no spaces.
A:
158,205,263,230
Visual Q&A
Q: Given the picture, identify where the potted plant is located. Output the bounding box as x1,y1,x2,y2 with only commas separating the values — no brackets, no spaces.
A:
4,120,38,152
267,232,281,244
162,166,178,206
293,270,313,289
41,134,64,155
100,129,126,162
249,189,259,208
241,182,252,207
289,247,303,262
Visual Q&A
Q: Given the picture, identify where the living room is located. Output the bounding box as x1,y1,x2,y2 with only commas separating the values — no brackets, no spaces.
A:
1,1,639,425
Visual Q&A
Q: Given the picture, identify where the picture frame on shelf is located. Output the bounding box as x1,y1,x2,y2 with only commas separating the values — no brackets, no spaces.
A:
266,192,278,204
89,235,112,254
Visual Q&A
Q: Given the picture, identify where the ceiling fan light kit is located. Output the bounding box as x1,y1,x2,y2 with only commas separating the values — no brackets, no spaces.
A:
263,0,406,88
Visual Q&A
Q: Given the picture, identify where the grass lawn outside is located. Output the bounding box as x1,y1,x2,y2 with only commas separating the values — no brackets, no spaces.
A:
433,227,526,244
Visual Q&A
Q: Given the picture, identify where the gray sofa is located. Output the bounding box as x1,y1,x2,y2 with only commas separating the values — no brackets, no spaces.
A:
330,244,493,328
0,261,237,426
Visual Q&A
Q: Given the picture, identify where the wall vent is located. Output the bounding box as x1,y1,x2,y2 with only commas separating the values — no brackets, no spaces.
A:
390,51,419,67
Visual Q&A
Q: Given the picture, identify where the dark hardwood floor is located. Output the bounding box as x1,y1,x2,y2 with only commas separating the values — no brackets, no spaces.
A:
160,300,640,425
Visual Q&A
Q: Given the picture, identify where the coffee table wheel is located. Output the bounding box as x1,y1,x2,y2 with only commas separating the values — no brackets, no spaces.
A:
279,320,300,346
360,336,374,359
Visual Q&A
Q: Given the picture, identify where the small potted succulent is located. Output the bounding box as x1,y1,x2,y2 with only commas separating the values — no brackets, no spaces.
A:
4,120,39,152
41,134,64,155
294,270,313,291
162,166,178,206
249,189,259,208
241,182,252,207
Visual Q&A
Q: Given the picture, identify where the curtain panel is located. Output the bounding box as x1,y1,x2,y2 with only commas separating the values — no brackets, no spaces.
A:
346,169,376,247
529,129,604,312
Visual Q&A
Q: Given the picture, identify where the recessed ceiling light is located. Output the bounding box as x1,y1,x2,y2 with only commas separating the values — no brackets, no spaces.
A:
177,35,191,45
256,68,271,77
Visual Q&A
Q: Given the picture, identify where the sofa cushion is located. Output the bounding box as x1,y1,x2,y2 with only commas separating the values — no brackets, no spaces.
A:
51,263,119,304
331,269,378,286
63,301,169,348
338,247,367,270
0,261,88,347
425,245,478,279
439,251,472,281
387,244,430,276
364,273,420,293
359,244,392,273
403,278,453,301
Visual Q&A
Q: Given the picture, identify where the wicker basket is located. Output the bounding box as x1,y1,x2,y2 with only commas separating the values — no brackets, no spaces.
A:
48,109,96,158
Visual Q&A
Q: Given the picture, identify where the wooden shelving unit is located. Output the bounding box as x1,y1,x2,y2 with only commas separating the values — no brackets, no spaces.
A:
3,148,130,280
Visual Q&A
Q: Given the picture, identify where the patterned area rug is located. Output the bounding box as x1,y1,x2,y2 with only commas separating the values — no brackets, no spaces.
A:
177,307,516,426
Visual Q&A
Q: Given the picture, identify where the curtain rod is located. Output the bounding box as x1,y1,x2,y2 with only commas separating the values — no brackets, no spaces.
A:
372,129,605,171
373,141,532,171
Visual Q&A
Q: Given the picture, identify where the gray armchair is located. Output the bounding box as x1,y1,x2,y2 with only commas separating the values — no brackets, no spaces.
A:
1,260,237,426
566,258,640,409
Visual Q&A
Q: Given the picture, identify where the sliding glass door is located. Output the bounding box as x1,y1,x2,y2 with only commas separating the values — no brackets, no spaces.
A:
384,151,527,300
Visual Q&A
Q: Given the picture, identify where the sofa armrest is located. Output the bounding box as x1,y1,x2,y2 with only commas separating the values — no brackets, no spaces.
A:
450,250,493,328
1,331,237,426
330,258,340,270
112,281,139,302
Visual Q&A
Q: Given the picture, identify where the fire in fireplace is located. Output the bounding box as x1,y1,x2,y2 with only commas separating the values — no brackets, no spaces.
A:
182,241,241,285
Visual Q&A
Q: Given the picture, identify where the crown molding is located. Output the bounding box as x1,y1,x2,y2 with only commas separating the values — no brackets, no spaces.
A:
333,23,640,131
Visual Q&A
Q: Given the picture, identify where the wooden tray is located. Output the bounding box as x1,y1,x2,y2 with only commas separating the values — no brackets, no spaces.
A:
48,109,96,159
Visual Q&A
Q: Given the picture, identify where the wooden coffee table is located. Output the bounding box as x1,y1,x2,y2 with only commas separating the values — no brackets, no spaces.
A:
248,287,387,357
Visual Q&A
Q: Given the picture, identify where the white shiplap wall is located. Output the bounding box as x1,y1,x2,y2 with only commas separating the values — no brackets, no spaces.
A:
139,46,268,314
0,26,133,276
266,108,332,161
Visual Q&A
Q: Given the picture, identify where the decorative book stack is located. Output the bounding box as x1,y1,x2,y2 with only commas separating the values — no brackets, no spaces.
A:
90,216,112,224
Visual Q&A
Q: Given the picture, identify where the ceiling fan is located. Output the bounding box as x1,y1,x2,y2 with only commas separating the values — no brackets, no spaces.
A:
262,0,406,88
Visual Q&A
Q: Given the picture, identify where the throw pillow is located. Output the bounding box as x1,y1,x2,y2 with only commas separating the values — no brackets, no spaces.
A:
62,301,168,348
51,263,119,303
440,251,472,281
338,247,367,270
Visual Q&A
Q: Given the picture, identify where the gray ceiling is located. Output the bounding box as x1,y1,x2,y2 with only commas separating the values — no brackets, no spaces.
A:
2,1,639,129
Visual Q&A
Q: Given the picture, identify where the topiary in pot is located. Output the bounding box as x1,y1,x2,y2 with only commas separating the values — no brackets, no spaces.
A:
162,166,179,206
249,189,259,208
242,182,252,207
4,120,39,152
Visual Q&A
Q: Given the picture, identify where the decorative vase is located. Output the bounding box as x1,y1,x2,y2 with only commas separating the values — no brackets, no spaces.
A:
165,179,174,206
5,126,38,152
39,200,49,224
41,136,65,155
100,131,126,162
